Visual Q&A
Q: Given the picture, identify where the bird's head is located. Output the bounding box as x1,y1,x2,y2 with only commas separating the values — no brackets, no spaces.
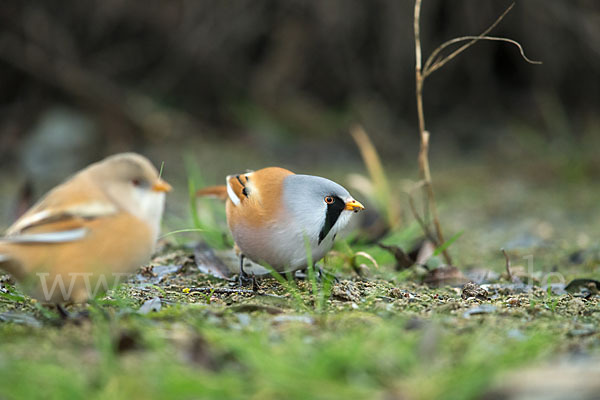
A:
88,153,171,234
282,174,364,245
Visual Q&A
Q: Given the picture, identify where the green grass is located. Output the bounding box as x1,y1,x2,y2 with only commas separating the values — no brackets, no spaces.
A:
1,148,600,399
0,301,563,400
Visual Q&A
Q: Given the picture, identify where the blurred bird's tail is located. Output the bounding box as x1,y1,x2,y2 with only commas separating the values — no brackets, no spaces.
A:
196,185,228,201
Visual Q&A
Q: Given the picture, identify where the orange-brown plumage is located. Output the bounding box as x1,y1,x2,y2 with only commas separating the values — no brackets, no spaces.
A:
225,167,294,229
0,213,152,303
0,153,170,303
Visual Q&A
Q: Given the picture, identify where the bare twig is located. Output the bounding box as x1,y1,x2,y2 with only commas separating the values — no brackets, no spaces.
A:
425,35,541,78
423,3,541,78
412,1,540,266
414,0,452,265
501,248,513,281
423,3,515,76
414,0,423,75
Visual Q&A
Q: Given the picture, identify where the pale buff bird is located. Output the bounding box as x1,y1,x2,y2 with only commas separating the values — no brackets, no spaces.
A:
198,167,364,283
0,153,171,303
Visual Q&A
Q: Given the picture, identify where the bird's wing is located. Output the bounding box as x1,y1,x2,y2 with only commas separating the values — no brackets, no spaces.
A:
7,202,118,235
196,185,228,201
0,228,89,244
4,175,118,240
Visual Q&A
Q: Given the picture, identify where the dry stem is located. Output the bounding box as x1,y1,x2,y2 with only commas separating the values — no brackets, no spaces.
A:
414,0,452,265
412,0,540,266
350,125,400,227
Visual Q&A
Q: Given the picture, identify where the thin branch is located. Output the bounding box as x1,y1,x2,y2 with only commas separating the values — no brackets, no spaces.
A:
423,2,516,76
411,1,541,267
414,0,425,135
415,0,429,227
413,0,452,265
425,36,542,78
414,0,423,71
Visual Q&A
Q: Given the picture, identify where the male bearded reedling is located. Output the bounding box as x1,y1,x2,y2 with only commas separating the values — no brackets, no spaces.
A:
0,153,171,303
197,167,365,282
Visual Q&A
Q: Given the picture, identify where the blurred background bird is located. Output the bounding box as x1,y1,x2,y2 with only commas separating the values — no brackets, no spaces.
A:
0,153,171,303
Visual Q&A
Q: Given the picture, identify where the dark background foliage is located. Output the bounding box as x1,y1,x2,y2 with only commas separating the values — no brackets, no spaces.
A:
0,0,598,164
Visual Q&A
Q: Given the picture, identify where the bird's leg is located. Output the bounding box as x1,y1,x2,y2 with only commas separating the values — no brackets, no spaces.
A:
238,254,253,287
251,273,259,292
56,303,71,319
316,265,339,284
54,303,89,324
295,268,308,280
295,266,326,282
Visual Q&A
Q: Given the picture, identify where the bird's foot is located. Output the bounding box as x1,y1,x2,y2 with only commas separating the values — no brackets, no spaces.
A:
295,266,339,284
317,266,339,284
238,270,255,288
53,304,90,325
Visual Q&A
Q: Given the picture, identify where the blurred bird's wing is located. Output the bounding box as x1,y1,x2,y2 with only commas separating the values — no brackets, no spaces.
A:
6,201,117,237
5,174,118,239
0,228,89,244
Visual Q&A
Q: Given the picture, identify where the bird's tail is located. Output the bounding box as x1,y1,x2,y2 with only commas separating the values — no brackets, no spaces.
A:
196,185,228,201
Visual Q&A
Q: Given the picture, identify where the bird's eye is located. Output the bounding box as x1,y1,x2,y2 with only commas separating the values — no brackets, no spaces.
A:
324,196,334,204
131,178,141,186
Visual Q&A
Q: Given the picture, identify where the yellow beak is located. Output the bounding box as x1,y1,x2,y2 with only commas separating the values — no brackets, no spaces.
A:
344,199,365,212
152,179,172,193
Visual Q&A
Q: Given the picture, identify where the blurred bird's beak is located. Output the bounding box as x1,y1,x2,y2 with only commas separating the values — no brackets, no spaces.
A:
344,199,365,212
152,179,172,193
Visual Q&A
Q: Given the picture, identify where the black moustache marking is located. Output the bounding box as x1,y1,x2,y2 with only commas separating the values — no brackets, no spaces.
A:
319,196,345,244
236,175,249,198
